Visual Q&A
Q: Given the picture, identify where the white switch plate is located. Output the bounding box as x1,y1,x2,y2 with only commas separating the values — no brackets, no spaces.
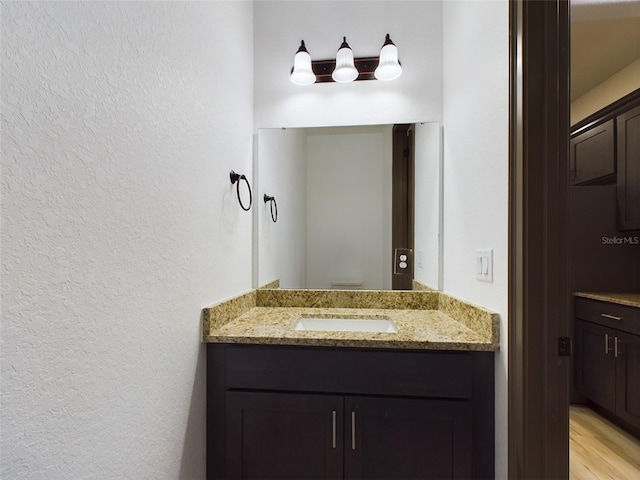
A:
476,249,493,282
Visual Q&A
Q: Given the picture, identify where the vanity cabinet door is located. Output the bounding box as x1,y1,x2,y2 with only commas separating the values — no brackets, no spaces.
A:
574,319,617,412
225,391,343,479
615,331,640,428
344,396,472,480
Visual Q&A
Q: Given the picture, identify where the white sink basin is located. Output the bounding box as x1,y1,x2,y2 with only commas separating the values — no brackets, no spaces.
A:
294,317,398,333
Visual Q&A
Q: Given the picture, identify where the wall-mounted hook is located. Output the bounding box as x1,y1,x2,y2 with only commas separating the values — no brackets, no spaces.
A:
230,170,252,211
263,194,278,223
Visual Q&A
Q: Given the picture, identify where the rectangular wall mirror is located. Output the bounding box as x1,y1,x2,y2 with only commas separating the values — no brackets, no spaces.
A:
256,122,442,291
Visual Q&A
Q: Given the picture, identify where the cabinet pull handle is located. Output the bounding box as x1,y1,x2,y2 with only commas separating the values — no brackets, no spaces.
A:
601,313,622,321
332,410,336,449
605,334,612,354
615,337,622,358
351,411,356,450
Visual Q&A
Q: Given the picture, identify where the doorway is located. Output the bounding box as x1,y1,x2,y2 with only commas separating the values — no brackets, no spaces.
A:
509,1,640,478
568,1,640,477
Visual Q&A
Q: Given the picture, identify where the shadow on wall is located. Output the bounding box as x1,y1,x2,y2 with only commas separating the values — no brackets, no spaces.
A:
179,345,207,479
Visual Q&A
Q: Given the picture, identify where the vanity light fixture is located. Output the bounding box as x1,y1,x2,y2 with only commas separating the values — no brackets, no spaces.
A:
375,34,402,81
332,37,358,83
290,40,316,86
289,34,402,85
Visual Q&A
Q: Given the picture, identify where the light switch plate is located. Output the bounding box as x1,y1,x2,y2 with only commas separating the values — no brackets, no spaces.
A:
476,249,493,282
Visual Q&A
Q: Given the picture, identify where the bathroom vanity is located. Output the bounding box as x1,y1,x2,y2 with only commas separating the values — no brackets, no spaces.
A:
204,289,499,479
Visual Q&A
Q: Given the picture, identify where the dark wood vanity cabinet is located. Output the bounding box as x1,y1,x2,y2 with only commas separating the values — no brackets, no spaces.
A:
343,396,472,480
574,298,640,430
616,105,640,231
224,392,471,480
207,344,495,480
225,392,344,479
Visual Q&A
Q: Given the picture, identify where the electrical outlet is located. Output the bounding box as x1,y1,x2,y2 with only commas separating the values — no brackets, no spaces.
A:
476,249,493,282
394,248,413,275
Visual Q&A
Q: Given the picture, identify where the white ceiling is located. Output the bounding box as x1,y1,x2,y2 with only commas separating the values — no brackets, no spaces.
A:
571,0,640,101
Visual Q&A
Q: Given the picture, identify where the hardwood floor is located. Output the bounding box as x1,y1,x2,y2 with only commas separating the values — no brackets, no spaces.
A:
570,405,640,479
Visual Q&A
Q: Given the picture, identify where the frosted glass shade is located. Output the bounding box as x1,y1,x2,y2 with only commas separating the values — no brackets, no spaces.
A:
332,37,358,83
290,41,316,85
374,34,402,81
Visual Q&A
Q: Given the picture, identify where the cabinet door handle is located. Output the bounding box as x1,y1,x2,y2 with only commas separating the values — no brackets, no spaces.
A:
332,410,337,449
615,337,623,358
601,313,622,321
605,333,612,354
351,411,356,450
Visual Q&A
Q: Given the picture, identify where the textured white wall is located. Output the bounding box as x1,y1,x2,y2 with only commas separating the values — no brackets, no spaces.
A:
253,0,443,128
442,1,509,478
1,2,253,478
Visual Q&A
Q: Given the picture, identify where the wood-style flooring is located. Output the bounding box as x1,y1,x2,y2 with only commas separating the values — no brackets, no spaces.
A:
570,405,640,479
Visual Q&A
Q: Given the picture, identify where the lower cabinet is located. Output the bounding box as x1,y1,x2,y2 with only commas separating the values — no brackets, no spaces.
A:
343,396,471,480
574,320,617,412
207,344,495,479
574,298,640,431
614,331,640,427
225,392,343,479
225,392,471,480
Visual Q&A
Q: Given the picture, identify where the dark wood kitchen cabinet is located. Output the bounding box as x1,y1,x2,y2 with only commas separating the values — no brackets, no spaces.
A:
570,119,615,186
574,297,640,432
207,344,495,480
614,330,640,427
616,105,640,231
574,319,617,412
570,90,640,230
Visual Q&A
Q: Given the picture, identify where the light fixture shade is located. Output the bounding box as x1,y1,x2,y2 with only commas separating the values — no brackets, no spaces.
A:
332,37,358,83
375,34,402,81
290,40,316,86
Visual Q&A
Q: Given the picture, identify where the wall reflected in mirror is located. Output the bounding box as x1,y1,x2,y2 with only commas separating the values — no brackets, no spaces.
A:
256,122,442,291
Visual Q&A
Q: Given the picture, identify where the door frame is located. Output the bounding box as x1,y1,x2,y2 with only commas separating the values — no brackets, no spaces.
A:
508,0,571,478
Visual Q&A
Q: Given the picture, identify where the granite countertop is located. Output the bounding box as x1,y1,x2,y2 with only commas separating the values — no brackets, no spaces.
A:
203,290,500,352
574,292,640,308
205,306,493,351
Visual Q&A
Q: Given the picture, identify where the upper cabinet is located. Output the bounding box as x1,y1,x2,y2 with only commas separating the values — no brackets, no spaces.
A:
570,119,615,186
571,90,640,231
616,105,640,231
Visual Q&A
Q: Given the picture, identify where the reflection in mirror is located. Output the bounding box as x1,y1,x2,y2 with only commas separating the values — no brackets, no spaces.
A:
257,123,442,291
